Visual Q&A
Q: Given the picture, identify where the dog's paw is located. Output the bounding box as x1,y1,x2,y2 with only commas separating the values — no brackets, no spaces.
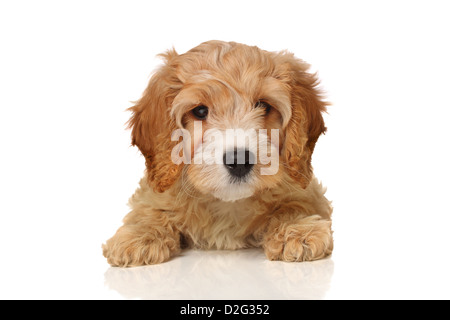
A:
263,215,333,262
102,225,180,267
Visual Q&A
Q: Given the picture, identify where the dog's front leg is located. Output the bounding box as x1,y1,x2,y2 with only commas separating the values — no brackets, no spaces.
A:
102,209,181,267
262,213,333,262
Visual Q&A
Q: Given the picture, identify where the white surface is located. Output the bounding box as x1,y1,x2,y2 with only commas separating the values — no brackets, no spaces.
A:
104,249,334,300
1,0,450,300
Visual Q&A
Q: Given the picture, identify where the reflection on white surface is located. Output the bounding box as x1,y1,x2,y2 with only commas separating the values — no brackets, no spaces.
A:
104,248,334,299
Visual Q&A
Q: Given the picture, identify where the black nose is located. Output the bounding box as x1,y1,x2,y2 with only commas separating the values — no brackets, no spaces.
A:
223,149,255,179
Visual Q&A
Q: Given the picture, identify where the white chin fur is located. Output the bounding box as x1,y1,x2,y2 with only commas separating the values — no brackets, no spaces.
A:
212,185,255,202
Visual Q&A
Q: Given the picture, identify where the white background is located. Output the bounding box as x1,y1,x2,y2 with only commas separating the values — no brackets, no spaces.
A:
1,0,449,300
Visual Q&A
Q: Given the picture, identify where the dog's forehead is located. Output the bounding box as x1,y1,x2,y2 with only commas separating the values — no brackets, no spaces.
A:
171,43,292,128
179,43,276,88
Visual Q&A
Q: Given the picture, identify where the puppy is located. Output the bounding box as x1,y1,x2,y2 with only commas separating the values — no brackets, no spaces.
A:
103,41,333,267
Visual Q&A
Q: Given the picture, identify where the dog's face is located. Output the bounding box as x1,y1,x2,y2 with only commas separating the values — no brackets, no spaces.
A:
128,41,327,201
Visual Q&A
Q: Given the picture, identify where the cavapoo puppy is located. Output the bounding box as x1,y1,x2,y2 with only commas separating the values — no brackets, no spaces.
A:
103,40,333,267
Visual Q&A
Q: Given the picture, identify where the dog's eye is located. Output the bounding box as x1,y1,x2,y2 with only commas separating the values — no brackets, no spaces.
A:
255,101,272,114
192,105,209,120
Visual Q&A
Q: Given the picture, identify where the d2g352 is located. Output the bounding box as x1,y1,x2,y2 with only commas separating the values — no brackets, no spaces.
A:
224,305,269,315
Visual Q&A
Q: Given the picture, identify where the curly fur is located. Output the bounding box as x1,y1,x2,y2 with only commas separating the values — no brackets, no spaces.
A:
103,41,333,267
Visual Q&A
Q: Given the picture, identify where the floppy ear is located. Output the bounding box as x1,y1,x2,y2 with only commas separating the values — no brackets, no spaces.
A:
127,50,183,192
280,54,328,188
